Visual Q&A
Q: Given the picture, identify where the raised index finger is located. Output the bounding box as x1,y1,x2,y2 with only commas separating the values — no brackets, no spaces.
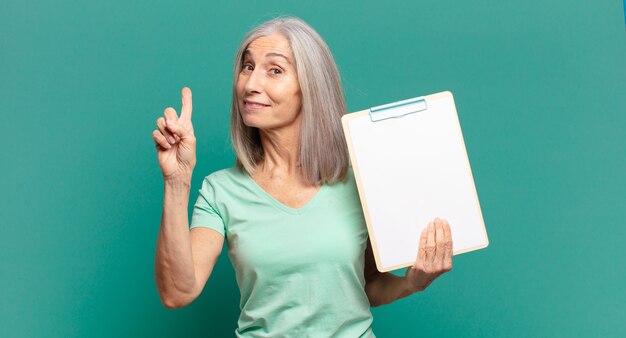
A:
180,87,193,121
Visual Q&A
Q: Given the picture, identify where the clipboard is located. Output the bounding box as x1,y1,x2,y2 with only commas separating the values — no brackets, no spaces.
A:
342,91,489,272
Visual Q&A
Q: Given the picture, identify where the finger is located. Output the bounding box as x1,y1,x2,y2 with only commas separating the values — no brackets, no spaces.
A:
157,117,176,144
152,130,172,150
417,226,428,263
180,87,193,122
165,118,186,139
164,107,179,124
424,222,436,272
434,218,446,272
443,219,453,271
163,107,186,139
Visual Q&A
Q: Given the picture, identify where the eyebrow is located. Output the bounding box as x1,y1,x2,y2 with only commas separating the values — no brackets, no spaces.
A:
266,52,291,63
243,50,292,64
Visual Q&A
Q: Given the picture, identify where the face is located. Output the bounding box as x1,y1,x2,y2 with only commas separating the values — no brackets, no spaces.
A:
236,34,302,132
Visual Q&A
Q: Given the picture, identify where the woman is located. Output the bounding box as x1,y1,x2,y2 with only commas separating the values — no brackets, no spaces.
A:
153,17,453,337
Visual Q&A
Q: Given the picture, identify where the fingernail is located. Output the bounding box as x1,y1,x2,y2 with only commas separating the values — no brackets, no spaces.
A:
168,136,176,144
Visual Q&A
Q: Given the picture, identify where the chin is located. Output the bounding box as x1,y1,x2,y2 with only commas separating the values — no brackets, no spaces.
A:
242,117,290,131
240,113,263,128
239,109,298,131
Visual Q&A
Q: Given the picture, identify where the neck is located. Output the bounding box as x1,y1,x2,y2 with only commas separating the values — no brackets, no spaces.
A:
258,123,301,178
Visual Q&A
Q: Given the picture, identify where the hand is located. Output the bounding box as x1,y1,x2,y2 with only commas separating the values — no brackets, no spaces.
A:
404,217,453,292
152,87,196,180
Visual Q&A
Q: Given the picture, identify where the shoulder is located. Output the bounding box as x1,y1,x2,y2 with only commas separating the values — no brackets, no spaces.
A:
194,166,252,210
324,166,358,197
194,166,250,199
201,166,247,186
328,166,356,187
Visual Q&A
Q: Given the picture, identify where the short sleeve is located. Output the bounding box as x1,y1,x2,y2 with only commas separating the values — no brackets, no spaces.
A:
190,177,226,236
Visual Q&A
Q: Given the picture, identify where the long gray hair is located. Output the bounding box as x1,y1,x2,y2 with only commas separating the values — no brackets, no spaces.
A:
230,16,349,185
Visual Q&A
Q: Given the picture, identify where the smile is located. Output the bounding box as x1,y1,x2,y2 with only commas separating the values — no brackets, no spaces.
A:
244,100,271,110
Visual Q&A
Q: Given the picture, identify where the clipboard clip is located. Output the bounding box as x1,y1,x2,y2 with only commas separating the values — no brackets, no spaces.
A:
369,96,428,122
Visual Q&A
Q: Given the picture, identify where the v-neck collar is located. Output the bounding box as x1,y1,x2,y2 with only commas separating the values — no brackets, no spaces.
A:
242,171,328,215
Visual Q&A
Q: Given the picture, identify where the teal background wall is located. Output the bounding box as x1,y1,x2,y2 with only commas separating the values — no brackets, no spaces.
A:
2,1,625,337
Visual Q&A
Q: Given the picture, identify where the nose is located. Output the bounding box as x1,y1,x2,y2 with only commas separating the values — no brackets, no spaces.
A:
243,67,263,95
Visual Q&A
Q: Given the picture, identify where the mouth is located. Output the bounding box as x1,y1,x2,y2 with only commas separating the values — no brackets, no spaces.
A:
243,100,271,110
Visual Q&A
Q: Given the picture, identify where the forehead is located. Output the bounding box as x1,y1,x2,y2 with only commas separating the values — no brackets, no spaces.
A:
244,34,293,58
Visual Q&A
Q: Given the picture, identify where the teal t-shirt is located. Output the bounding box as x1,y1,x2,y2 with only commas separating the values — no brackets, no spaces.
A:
190,166,375,338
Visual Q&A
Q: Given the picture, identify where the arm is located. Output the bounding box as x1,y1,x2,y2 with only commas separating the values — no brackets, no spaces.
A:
152,87,224,309
154,176,224,309
364,218,453,307
364,238,414,307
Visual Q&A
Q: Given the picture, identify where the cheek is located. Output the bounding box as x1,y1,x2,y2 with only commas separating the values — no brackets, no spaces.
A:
289,96,302,115
235,77,244,95
276,79,301,109
289,88,302,112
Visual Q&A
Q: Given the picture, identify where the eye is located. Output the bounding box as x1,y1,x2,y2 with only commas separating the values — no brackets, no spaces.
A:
242,63,254,72
270,67,282,75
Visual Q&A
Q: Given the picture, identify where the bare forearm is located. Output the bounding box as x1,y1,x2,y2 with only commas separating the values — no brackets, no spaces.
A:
365,272,415,307
155,175,198,306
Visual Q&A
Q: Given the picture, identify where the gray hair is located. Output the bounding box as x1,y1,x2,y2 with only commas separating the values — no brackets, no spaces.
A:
230,16,349,185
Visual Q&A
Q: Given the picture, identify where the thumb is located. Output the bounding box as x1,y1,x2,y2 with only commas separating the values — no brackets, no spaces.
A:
412,258,425,272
